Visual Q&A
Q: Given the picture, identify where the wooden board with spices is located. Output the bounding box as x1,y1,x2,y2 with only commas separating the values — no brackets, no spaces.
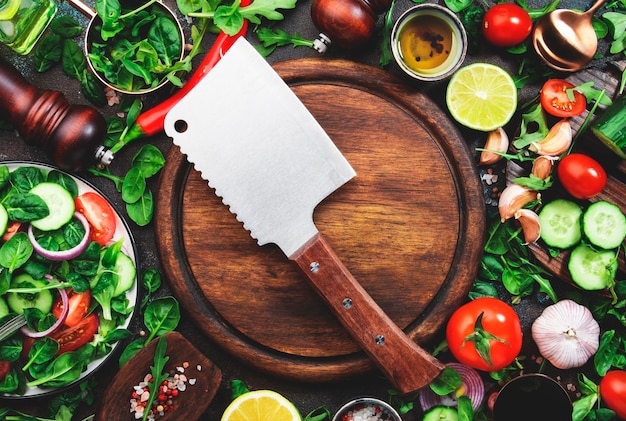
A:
154,58,486,382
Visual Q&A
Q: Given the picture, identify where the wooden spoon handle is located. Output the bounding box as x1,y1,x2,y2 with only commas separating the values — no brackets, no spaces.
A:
290,232,444,394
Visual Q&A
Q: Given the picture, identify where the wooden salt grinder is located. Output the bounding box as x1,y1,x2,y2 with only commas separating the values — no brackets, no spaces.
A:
0,59,111,172
310,0,393,52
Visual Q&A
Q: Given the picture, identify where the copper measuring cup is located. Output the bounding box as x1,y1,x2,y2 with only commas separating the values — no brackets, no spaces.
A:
67,0,185,94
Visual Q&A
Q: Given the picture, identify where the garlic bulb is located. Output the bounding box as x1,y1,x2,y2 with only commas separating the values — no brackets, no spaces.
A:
531,300,600,369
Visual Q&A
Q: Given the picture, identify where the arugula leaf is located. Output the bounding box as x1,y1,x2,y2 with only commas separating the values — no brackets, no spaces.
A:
379,0,395,67
256,27,314,54
142,336,169,421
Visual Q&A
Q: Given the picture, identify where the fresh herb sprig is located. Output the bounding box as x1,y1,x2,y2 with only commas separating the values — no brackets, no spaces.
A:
255,27,314,56
142,336,170,421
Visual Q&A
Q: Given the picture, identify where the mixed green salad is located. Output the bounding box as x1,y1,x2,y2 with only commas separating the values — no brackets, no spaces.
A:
0,163,136,396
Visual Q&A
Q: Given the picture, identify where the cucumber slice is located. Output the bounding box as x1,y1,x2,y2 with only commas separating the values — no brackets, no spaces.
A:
6,273,54,314
29,182,75,231
113,252,136,297
423,406,458,421
583,201,626,250
568,244,618,290
538,199,582,249
0,202,8,237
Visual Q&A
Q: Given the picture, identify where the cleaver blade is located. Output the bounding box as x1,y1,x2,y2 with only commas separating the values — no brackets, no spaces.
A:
164,37,443,394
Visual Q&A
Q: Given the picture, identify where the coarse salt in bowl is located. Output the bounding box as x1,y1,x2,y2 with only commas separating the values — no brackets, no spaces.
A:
332,397,402,421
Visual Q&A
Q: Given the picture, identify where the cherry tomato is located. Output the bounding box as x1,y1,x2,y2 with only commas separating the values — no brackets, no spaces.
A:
600,370,626,419
446,297,522,371
540,79,587,118
75,192,116,245
557,153,607,199
52,289,92,327
2,221,22,242
482,4,532,47
0,361,10,381
50,313,99,354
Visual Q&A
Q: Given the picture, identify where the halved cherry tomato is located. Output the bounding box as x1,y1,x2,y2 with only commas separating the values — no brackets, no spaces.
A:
557,153,607,199
482,4,532,47
52,289,91,327
0,361,10,381
446,297,523,372
540,79,587,118
74,192,116,245
50,313,99,354
2,221,22,242
600,370,626,419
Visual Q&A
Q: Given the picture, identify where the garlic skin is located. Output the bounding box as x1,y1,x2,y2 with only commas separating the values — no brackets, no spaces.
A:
498,184,540,222
529,119,572,156
531,299,600,369
514,209,540,244
480,128,509,165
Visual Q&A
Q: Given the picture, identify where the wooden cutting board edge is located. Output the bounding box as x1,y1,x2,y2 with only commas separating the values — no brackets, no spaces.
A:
154,57,487,383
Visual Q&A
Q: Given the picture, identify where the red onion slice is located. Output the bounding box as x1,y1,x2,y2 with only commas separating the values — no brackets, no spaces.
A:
20,278,68,338
28,212,91,261
419,362,485,412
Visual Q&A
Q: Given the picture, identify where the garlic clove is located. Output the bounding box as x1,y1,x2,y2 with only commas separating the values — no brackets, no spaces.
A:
531,299,600,369
531,156,556,180
529,119,572,156
479,128,509,165
514,208,541,244
498,184,540,222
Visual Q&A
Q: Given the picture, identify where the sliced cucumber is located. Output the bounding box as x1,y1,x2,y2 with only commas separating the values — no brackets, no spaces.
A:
29,182,75,231
113,252,136,297
0,202,8,237
583,201,626,250
568,244,618,290
538,199,582,249
6,273,54,314
423,406,458,421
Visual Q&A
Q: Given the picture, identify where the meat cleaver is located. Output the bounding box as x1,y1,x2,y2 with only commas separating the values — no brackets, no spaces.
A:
163,37,444,394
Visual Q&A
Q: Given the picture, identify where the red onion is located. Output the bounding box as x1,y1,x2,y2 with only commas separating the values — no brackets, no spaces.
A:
419,362,485,412
28,212,91,261
20,278,68,338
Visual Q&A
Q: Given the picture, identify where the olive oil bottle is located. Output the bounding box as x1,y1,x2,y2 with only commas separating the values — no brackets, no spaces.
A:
0,0,56,55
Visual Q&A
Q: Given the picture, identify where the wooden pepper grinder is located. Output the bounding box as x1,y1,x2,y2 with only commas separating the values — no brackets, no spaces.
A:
0,59,112,172
310,0,393,53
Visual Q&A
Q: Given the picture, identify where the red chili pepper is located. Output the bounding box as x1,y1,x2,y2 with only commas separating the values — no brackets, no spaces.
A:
123,0,252,143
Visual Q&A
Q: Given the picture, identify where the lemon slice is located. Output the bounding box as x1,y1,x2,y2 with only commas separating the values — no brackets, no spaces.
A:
446,62,517,132
0,0,20,20
221,390,302,421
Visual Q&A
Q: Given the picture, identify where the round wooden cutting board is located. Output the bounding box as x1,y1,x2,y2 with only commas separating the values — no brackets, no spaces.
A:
154,58,486,383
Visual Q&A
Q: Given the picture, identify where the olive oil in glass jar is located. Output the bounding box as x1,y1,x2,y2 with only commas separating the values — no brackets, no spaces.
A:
0,0,56,55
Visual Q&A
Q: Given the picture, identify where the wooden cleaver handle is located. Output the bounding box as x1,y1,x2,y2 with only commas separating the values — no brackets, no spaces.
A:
290,232,444,394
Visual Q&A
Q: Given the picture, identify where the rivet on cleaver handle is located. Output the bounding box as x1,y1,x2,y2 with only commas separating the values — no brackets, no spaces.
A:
163,37,444,394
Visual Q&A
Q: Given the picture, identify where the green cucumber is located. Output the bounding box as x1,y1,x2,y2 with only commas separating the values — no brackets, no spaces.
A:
0,202,7,237
582,201,626,250
538,199,582,249
6,273,54,314
423,406,458,421
568,244,618,290
113,252,136,297
29,182,75,231
591,94,626,159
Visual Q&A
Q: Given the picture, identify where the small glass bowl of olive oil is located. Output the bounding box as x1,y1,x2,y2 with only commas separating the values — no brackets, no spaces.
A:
391,4,467,81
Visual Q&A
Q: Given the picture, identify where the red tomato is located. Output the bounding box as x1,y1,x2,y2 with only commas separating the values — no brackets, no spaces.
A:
482,4,532,47
75,192,116,245
0,361,10,381
600,371,626,419
52,289,91,327
50,313,99,354
540,79,587,118
446,297,522,371
557,153,607,199
2,221,22,242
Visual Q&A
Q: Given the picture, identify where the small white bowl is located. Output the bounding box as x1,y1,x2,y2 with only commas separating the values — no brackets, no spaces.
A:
391,4,467,81
332,397,402,421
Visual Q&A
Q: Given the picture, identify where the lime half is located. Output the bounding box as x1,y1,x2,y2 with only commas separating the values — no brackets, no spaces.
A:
0,0,20,20
446,62,517,132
